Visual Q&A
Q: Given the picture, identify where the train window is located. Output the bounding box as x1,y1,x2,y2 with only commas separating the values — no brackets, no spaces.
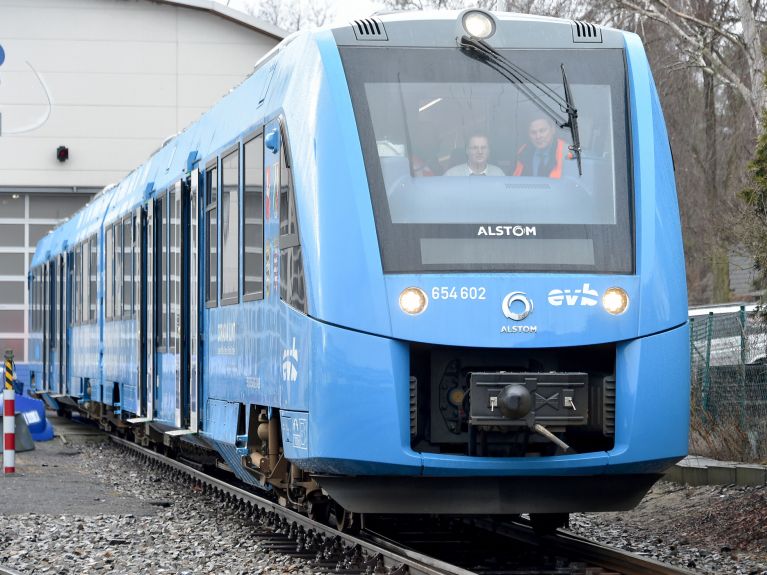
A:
72,247,79,326
278,133,307,313
48,261,56,341
105,225,114,320
243,134,264,300
123,216,133,319
82,241,89,324
221,148,240,305
170,184,180,352
89,237,97,322
159,193,168,350
340,47,633,274
116,222,124,320
205,164,218,308
133,216,140,320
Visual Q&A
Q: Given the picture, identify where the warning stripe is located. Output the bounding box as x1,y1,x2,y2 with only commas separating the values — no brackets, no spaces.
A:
4,433,13,451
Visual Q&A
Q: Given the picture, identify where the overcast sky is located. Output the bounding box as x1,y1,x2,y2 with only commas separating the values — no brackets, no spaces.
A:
218,0,385,27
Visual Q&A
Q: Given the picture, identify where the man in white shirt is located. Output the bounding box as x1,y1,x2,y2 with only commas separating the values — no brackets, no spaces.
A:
444,134,505,176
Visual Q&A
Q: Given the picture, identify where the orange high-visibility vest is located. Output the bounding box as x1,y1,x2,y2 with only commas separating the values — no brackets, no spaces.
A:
513,138,566,179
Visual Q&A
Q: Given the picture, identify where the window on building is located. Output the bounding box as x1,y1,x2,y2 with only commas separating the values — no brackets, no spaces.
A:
0,224,24,248
205,164,218,307
0,193,25,218
29,194,91,220
243,134,264,300
0,254,25,275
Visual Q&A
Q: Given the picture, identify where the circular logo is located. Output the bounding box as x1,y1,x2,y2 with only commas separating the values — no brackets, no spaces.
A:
0,45,5,67
501,291,533,321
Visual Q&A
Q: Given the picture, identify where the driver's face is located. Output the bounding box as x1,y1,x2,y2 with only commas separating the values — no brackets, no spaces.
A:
466,136,489,165
528,119,555,149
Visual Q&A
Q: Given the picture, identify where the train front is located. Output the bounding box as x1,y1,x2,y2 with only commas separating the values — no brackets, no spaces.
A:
288,10,689,518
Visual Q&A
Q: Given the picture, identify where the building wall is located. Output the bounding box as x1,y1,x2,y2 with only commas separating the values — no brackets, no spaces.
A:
0,0,282,362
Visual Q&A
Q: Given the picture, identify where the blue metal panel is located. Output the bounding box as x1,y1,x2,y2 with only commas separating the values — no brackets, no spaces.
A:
156,352,177,424
204,398,240,443
624,33,687,335
102,319,139,412
607,322,690,472
276,32,392,335
280,410,309,460
69,324,101,395
384,274,640,348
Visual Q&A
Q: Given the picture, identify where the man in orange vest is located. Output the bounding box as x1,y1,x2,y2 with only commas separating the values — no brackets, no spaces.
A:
513,117,567,179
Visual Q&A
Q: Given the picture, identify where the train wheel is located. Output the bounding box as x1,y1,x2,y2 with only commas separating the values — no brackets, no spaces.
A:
332,502,361,535
529,513,569,536
307,496,330,524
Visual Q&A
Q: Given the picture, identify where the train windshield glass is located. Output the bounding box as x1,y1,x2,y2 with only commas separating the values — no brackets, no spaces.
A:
340,47,633,274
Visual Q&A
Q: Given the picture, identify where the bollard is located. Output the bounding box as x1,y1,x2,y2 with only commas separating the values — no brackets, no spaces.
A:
3,349,15,474
4,349,13,391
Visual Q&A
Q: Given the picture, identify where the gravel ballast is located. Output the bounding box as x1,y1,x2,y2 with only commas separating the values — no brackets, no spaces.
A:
2,438,767,574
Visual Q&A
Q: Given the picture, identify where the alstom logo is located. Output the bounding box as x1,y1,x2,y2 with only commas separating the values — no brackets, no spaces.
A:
547,283,599,307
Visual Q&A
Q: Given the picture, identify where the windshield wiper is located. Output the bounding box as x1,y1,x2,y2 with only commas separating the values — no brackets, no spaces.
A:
459,36,583,175
560,63,582,175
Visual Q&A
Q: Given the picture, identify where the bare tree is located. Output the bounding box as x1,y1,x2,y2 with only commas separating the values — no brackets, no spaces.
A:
612,0,765,132
246,0,333,32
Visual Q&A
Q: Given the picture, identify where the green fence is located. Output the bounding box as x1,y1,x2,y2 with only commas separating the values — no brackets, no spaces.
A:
689,306,767,462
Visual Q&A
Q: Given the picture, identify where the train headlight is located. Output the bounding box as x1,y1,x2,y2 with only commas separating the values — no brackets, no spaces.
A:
462,10,495,39
602,287,629,315
399,287,428,315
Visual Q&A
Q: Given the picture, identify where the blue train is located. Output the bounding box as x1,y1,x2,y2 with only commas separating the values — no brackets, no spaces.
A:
27,9,689,532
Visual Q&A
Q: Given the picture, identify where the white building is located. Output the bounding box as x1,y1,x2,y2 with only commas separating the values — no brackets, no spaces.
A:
0,0,284,362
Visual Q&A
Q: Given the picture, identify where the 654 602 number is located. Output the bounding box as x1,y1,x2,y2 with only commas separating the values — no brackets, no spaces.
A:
431,286,487,300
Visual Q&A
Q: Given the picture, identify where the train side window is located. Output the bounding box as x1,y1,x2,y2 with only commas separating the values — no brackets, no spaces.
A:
115,221,123,320
221,147,240,305
279,133,307,313
123,216,133,319
159,192,168,351
78,244,84,324
170,183,179,352
82,241,89,324
89,236,97,321
72,247,80,326
243,133,264,300
205,163,218,308
106,225,114,321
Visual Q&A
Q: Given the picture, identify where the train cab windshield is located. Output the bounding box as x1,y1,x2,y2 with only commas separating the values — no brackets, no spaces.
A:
340,46,633,274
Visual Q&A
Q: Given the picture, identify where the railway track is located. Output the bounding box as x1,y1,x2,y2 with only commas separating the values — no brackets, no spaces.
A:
111,436,696,575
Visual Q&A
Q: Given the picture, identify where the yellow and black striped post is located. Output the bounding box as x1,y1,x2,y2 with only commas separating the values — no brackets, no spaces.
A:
4,350,14,391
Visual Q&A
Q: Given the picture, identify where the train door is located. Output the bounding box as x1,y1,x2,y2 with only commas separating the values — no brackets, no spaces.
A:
171,181,185,429
128,206,150,424
42,263,48,390
46,259,57,391
187,170,200,432
61,252,70,396
169,174,199,434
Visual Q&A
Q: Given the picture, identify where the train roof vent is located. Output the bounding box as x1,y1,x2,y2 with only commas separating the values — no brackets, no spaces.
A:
571,21,602,43
352,18,388,41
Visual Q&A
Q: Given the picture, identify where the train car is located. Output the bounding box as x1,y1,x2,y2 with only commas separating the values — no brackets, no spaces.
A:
28,9,689,532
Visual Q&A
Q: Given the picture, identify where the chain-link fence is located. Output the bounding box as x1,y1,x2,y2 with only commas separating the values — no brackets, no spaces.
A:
689,306,767,463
